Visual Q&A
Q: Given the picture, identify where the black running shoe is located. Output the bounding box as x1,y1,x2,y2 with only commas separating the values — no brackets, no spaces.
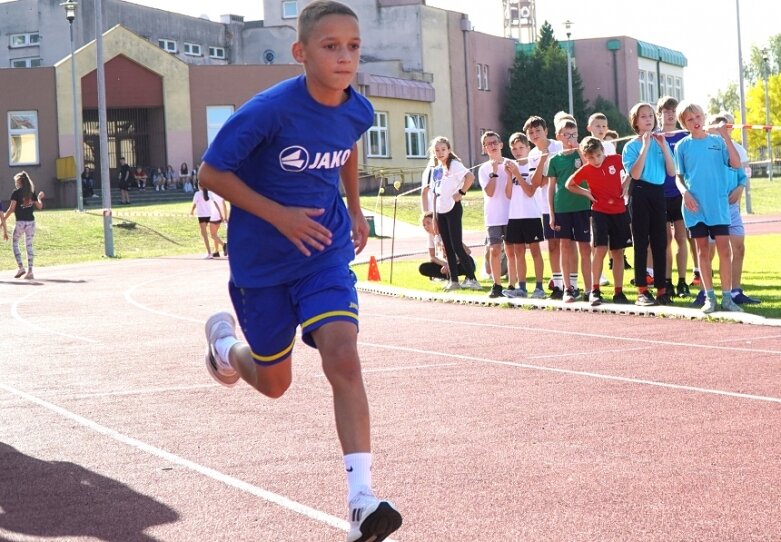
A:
489,283,504,298
550,286,564,300
676,280,690,297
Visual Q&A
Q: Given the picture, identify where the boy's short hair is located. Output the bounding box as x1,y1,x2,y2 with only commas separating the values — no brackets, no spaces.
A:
675,100,705,129
718,111,735,124
628,102,656,134
481,130,501,145
709,113,730,125
522,116,547,132
508,132,529,146
298,1,358,43
604,130,619,140
580,136,604,156
656,95,679,115
555,119,577,135
553,111,575,126
587,112,608,125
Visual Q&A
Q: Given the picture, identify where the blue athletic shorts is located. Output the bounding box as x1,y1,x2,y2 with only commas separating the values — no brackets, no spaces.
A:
728,202,744,236
228,265,359,366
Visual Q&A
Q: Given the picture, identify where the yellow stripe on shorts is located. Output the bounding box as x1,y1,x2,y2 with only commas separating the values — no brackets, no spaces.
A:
251,336,296,365
301,310,359,330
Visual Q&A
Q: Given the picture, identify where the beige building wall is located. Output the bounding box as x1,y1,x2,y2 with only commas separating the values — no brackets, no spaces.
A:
420,7,454,152
364,96,433,189
54,25,193,171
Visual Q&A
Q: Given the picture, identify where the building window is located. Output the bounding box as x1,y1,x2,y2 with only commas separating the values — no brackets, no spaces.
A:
282,1,298,19
206,106,234,145
404,114,427,158
638,71,647,102
10,57,42,68
482,64,490,91
158,39,177,53
647,71,657,103
476,64,483,90
184,43,201,56
367,112,389,158
667,75,674,97
9,32,40,48
209,46,226,59
674,77,683,100
8,111,39,166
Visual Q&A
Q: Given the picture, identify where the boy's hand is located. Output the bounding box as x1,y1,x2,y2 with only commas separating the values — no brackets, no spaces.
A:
278,207,332,257
682,191,698,212
350,209,369,255
38,191,46,201
651,132,666,147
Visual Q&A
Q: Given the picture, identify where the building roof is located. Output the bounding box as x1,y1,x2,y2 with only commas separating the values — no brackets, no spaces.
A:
356,73,435,102
636,40,688,67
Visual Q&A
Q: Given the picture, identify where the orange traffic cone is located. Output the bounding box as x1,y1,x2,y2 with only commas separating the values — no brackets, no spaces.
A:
367,256,381,282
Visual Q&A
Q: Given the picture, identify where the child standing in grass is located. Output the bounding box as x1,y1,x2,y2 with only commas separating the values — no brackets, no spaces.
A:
674,101,743,314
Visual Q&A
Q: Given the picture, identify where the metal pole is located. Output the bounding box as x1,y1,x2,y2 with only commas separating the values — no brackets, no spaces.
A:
95,0,114,256
68,20,84,212
565,21,574,116
763,51,773,182
735,0,752,212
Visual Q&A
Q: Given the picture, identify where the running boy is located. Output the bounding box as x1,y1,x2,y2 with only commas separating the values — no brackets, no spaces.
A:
674,101,743,314
503,132,546,298
546,116,592,302
478,130,518,298
566,137,633,305
197,3,402,541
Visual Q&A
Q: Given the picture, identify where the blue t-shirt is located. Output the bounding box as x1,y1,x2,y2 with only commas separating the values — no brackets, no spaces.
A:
674,134,731,227
662,131,688,197
622,136,667,185
203,75,374,287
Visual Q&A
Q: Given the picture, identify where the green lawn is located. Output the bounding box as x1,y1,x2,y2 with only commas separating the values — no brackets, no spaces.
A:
2,185,779,319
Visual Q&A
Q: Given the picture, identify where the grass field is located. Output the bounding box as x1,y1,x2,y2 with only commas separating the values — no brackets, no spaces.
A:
1,178,779,319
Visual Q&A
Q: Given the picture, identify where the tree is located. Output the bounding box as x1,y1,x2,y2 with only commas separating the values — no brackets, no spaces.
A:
745,73,780,161
502,21,589,140
707,82,740,115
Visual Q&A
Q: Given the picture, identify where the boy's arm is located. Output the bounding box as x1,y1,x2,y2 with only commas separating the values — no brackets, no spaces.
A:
675,173,698,212
627,134,650,180
653,133,676,176
547,176,557,228
565,172,595,203
341,144,369,255
198,162,333,257
3,201,16,221
717,126,742,168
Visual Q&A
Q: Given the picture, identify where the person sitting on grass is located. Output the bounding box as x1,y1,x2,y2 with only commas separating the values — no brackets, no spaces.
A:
418,211,476,282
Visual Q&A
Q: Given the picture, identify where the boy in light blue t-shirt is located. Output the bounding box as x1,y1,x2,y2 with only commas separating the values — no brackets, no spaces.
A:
674,101,743,315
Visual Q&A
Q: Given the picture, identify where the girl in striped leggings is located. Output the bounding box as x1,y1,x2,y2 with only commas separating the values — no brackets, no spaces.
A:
4,171,44,280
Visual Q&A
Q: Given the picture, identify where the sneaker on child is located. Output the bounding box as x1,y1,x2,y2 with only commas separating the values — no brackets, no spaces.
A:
347,491,403,542
204,312,240,387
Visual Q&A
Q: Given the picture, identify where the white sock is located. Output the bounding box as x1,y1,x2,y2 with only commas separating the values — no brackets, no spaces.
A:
569,273,578,290
646,267,654,277
214,336,239,370
552,273,563,289
344,452,372,503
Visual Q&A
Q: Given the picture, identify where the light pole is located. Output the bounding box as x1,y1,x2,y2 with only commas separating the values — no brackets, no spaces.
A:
735,0,752,212
95,0,115,255
564,20,574,116
61,0,83,211
762,48,773,182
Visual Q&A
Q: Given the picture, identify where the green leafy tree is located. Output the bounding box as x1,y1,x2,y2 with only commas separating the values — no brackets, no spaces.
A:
707,82,740,115
502,20,588,140
745,73,780,161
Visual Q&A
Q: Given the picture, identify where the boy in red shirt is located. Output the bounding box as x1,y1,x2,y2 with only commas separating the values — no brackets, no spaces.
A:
566,137,633,306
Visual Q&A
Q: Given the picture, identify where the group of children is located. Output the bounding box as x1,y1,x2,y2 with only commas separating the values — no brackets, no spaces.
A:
421,97,760,314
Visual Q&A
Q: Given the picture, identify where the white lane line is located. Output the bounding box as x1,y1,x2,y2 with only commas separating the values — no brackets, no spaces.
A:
124,273,202,323
362,312,781,356
0,382,372,539
49,383,218,399
528,346,653,360
10,291,97,344
357,341,781,404
363,362,458,373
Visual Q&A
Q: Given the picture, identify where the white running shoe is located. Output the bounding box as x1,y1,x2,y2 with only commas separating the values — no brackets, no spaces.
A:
204,312,240,387
599,274,610,286
461,278,482,291
443,281,460,292
347,491,402,542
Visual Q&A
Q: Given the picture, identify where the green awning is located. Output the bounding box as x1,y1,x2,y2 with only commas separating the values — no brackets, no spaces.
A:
637,40,688,67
